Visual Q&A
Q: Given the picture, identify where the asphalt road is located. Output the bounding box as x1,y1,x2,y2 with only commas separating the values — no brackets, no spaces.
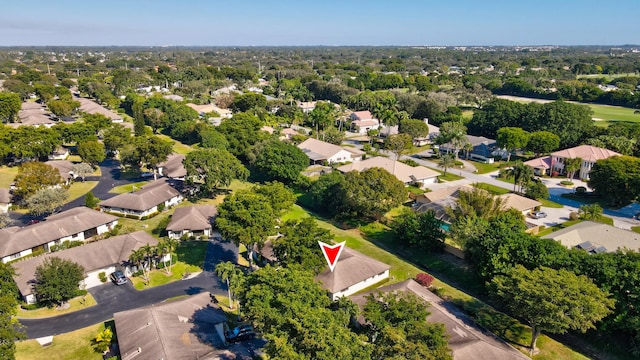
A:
21,239,238,339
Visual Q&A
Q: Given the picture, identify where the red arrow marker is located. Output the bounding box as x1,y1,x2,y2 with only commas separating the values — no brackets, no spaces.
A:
318,241,346,272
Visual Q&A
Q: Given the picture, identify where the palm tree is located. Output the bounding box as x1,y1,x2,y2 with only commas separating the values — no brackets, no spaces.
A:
564,157,582,180
159,238,179,275
215,261,243,309
438,154,456,176
507,162,535,193
579,204,603,221
128,249,148,284
463,142,474,160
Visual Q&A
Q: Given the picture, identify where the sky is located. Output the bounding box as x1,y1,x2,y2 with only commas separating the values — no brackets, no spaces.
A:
0,0,638,46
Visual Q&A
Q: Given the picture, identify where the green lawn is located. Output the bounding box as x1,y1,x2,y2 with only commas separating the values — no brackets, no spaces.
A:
17,294,97,319
538,198,564,208
475,182,511,195
632,226,640,234
109,181,150,194
470,161,505,174
281,204,590,359
16,321,107,360
589,103,640,126
438,172,464,181
131,241,208,290
576,73,638,80
67,181,99,202
157,134,194,155
0,165,19,188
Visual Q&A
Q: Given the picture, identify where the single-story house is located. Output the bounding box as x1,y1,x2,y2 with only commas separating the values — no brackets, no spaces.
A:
45,160,75,183
186,103,216,116
498,193,542,215
0,188,11,213
349,111,381,134
48,147,69,161
549,145,620,180
315,247,391,301
524,156,552,176
12,231,160,304
350,280,529,360
380,119,439,146
157,153,186,179
542,221,640,254
12,103,55,128
297,138,364,165
77,97,123,122
337,156,440,188
114,292,229,360
166,205,218,239
99,179,183,219
280,127,299,140
0,207,118,264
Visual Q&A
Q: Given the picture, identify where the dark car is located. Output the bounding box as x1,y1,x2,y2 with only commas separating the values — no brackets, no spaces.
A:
225,325,255,343
110,270,128,285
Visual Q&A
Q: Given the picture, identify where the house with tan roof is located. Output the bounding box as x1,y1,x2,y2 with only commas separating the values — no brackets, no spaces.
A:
166,205,218,239
48,146,69,161
337,156,439,188
0,207,118,264
114,292,229,360
77,97,123,122
549,145,620,180
350,280,529,360
524,156,552,176
349,110,380,134
315,247,391,301
297,101,317,114
542,221,640,254
157,153,186,179
12,231,159,304
297,138,364,165
99,179,183,219
45,160,75,183
0,188,12,213
498,193,542,215
11,102,55,128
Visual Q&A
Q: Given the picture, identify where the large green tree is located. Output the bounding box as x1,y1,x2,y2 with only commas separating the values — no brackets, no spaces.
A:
183,148,248,196
0,262,22,360
102,124,131,153
33,257,85,306
390,209,445,251
336,167,407,219
398,118,430,144
120,136,173,176
0,91,22,123
77,140,106,167
254,181,296,212
364,291,451,360
496,127,529,162
526,131,560,156
239,266,372,359
272,217,329,273
435,121,468,159
230,93,267,113
249,139,309,184
217,113,268,159
588,156,640,206
214,261,244,310
26,187,69,216
13,162,64,199
489,265,614,353
216,190,276,268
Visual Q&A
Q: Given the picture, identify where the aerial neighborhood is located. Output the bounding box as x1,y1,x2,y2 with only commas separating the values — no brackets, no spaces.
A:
1,31,640,360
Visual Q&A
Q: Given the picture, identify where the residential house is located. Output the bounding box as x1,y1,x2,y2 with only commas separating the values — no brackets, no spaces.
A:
297,101,317,114
349,110,381,134
381,119,439,146
542,221,640,254
0,188,12,213
280,127,299,140
548,145,620,180
166,205,218,239
524,156,552,176
337,156,440,188
12,231,160,304
350,280,529,360
186,103,216,116
114,292,229,360
498,193,542,216
0,207,118,264
99,179,183,219
11,101,55,128
297,138,364,165
45,160,75,183
157,153,186,179
315,247,391,301
77,97,123,122
439,135,498,163
48,147,69,161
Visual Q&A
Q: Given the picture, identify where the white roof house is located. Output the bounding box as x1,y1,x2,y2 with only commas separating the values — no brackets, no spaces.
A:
337,156,440,188
542,221,640,254
297,138,364,165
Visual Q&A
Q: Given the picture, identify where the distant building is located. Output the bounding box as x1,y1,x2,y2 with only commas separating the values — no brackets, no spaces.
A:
549,145,620,180
297,138,364,165
349,111,381,134
337,156,440,188
99,179,183,219
77,97,123,122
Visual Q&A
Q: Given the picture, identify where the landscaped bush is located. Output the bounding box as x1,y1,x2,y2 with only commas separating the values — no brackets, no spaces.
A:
415,272,435,288
560,180,574,186
454,160,463,166
569,211,579,221
74,289,88,297
21,303,41,311
400,159,419,167
98,272,107,283
157,203,166,212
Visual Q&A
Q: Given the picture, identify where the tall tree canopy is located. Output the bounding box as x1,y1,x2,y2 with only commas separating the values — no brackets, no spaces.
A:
0,92,21,123
588,155,640,206
183,148,248,196
14,162,64,199
217,113,268,159
33,257,85,306
248,138,309,184
489,265,614,353
272,217,329,273
496,127,529,162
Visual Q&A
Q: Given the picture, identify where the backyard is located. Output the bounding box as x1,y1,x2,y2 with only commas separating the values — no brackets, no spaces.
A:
16,321,111,360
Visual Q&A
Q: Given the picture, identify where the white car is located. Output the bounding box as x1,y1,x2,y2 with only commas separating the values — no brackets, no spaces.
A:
531,211,547,219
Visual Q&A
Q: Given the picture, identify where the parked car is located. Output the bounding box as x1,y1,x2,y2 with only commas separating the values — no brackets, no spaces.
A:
225,325,255,343
110,270,128,285
531,211,547,219
140,172,154,178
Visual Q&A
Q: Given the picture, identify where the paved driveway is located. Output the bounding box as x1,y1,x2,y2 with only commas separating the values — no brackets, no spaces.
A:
21,239,238,339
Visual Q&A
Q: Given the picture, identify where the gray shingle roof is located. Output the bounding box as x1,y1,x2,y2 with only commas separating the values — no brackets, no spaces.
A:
11,231,158,296
0,207,118,258
158,153,186,178
114,292,228,360
166,205,217,232
315,247,391,293
0,188,11,203
99,179,181,211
